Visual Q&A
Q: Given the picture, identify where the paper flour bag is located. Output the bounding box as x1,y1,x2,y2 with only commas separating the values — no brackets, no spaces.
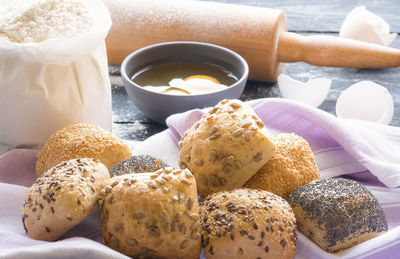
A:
0,0,112,152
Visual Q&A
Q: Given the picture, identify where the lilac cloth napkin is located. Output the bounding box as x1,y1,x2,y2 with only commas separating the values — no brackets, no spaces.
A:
135,98,400,258
1,98,400,258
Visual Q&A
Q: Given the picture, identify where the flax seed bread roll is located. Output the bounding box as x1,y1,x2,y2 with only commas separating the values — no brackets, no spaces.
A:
245,133,320,198
287,178,388,252
36,123,132,177
109,155,169,177
179,99,275,197
200,189,297,259
100,168,201,258
22,158,110,241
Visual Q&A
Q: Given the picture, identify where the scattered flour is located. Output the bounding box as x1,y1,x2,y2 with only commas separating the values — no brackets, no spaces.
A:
0,0,92,43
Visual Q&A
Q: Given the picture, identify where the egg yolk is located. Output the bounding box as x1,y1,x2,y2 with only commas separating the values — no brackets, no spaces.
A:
184,75,220,84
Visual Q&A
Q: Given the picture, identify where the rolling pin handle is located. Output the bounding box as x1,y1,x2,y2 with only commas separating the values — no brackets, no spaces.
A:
278,31,400,68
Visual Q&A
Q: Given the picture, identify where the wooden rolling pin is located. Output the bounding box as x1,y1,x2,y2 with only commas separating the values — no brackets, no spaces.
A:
104,0,400,82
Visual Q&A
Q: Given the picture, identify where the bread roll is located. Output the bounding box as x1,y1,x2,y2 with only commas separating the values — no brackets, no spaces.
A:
179,99,275,197
200,188,297,259
287,178,388,252
100,168,201,258
245,133,319,198
22,158,110,241
109,154,168,177
36,123,132,177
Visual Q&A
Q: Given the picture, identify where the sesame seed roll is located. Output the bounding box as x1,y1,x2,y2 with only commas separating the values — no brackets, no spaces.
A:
36,123,132,177
245,133,320,198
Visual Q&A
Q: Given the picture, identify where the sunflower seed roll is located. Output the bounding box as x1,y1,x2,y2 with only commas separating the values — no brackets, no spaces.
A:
179,99,275,197
100,167,201,258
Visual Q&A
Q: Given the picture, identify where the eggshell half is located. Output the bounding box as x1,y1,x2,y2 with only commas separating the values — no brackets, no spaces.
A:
339,6,397,46
336,81,394,125
278,74,332,107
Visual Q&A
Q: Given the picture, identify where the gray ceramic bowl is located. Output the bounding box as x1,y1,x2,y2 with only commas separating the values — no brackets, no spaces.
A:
121,41,249,124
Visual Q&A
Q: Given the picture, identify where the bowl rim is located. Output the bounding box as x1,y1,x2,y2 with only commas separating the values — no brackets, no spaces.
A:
120,41,249,97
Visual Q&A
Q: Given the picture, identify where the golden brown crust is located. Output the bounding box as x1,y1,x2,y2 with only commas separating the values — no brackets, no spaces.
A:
200,188,297,259
178,99,275,197
22,158,110,241
100,168,201,259
36,123,132,177
245,133,319,198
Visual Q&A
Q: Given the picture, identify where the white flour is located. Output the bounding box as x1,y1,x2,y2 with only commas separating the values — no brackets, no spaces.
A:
0,0,93,43
0,0,112,151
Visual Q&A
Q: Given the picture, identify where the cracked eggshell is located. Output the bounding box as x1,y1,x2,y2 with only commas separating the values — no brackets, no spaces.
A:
336,81,394,125
278,74,332,107
339,6,397,46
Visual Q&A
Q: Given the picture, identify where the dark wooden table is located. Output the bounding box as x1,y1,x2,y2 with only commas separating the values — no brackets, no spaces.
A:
110,0,400,142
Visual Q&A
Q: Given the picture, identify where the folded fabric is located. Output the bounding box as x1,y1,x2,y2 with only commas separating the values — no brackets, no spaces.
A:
165,98,400,188
1,98,399,258
137,97,400,258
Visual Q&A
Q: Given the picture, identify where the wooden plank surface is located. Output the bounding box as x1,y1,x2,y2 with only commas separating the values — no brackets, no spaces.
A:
111,0,400,142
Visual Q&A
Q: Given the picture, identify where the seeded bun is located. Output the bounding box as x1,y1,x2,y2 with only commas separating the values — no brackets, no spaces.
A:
36,123,132,177
109,155,169,177
100,168,201,258
287,178,388,252
200,188,297,259
245,133,320,198
22,158,110,241
179,99,275,197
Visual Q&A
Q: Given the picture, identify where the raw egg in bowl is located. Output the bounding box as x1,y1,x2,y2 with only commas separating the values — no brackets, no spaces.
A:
121,41,249,124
